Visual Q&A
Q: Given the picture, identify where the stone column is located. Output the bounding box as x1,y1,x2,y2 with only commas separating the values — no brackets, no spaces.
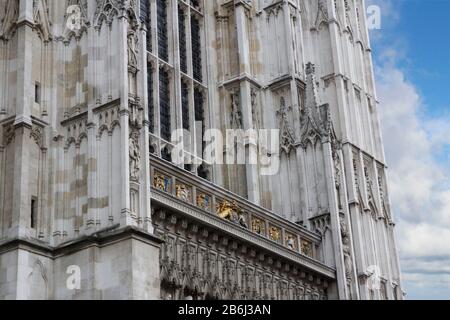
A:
322,140,348,299
9,0,35,239
118,16,132,226
234,1,260,205
140,21,153,233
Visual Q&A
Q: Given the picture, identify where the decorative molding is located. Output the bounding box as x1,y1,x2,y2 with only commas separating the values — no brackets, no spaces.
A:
0,0,19,41
277,97,296,154
299,63,335,148
151,190,335,279
62,0,89,43
33,0,52,42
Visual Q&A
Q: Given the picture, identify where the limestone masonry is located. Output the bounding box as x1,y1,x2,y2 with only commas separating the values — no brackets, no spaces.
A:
0,0,403,300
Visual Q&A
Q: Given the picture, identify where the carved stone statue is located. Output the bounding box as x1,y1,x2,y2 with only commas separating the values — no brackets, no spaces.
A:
217,200,248,229
129,130,140,181
176,184,190,202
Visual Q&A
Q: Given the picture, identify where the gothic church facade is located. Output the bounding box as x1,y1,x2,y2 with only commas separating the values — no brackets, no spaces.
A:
0,0,403,300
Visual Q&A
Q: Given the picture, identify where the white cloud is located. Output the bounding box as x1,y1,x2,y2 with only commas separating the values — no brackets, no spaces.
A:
375,53,450,299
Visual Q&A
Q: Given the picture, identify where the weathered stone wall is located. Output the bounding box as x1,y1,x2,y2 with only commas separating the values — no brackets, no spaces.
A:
0,0,404,300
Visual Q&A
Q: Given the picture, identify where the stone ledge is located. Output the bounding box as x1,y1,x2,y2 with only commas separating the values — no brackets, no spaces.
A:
0,226,164,259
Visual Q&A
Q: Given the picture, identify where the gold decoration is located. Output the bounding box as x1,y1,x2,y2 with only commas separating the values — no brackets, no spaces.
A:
269,226,281,242
153,173,169,192
301,240,313,257
252,218,266,235
175,184,191,202
216,200,248,228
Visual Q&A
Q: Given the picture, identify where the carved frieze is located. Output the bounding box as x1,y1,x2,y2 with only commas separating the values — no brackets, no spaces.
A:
154,206,329,301
175,183,192,203
216,199,248,229
251,217,266,236
153,172,171,192
196,192,211,211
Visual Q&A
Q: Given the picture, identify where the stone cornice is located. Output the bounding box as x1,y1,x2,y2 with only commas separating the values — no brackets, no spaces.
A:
0,226,163,259
151,155,321,242
152,190,335,280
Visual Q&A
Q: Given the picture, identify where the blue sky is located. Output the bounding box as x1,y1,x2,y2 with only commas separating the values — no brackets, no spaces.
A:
367,0,450,300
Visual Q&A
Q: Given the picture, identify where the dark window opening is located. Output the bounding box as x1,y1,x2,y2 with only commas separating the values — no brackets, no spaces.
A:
35,82,41,104
161,147,172,162
197,164,209,180
179,7,187,74
181,81,190,131
194,88,205,149
159,68,171,141
157,0,169,62
140,0,152,52
31,197,37,229
190,0,201,11
191,16,202,82
148,62,154,133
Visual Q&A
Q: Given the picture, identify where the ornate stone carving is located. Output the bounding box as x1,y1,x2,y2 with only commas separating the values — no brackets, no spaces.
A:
251,88,260,129
127,30,139,71
175,183,191,202
153,173,171,192
64,117,88,149
63,0,89,42
299,63,334,148
340,216,353,285
129,128,140,182
311,214,331,237
3,123,15,145
216,200,248,229
0,0,19,41
30,126,44,149
301,240,313,257
155,211,329,301
269,226,281,242
277,97,296,154
251,217,266,236
33,0,52,42
196,193,211,211
285,234,297,251
93,0,120,29
313,0,329,30
230,90,242,129
97,104,121,137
